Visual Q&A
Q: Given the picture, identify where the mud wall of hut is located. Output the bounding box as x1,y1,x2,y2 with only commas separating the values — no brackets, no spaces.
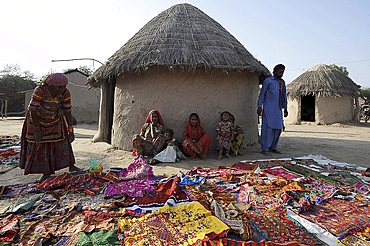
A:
316,96,353,124
65,72,100,123
286,96,300,125
111,67,260,152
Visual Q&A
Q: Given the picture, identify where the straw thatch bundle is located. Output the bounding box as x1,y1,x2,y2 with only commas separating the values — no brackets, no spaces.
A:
88,3,270,87
287,64,360,99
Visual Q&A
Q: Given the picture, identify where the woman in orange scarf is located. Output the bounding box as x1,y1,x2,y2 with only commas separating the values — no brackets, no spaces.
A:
182,113,212,160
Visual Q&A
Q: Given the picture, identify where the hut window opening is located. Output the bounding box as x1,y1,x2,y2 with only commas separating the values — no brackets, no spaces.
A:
301,95,315,122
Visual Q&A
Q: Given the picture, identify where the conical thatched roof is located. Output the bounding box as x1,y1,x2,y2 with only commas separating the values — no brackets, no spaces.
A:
88,3,270,87
287,64,360,99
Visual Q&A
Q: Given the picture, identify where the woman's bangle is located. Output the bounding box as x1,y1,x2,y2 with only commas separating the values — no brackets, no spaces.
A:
68,126,74,133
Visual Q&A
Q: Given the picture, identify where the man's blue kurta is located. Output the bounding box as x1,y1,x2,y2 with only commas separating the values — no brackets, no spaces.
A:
257,76,287,129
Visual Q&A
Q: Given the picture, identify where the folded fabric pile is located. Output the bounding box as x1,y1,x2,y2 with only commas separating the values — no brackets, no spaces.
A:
0,135,21,174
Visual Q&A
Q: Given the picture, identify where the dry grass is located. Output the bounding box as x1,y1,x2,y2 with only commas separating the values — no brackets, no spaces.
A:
87,3,270,87
287,64,360,99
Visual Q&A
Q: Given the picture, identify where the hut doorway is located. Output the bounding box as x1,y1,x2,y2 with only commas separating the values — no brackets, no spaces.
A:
301,95,315,122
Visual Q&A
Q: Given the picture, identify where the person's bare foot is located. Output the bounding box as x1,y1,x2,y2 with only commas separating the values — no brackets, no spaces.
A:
69,165,83,172
225,154,231,159
199,155,206,160
217,155,222,160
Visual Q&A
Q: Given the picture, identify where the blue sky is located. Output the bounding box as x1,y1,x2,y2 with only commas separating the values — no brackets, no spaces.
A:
1,0,369,88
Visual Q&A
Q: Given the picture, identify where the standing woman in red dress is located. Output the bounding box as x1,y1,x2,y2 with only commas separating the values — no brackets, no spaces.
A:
19,73,80,182
182,113,212,160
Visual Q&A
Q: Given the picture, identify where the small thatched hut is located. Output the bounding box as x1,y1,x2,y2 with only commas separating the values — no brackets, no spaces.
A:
87,3,270,151
286,64,361,125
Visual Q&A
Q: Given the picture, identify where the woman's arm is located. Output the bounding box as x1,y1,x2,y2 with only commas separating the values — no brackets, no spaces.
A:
64,111,75,143
30,109,42,142
62,89,75,142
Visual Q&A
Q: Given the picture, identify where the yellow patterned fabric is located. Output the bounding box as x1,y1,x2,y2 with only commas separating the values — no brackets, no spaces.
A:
340,234,370,246
118,201,229,246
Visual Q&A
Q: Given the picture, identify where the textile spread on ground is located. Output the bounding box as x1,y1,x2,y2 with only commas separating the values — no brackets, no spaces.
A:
1,136,370,246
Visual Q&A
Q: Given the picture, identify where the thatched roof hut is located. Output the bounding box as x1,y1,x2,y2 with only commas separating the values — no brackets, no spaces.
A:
286,64,361,125
88,3,271,150
88,3,270,87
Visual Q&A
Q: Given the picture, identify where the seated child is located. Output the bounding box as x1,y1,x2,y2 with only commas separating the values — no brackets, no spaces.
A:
152,129,186,163
229,113,244,156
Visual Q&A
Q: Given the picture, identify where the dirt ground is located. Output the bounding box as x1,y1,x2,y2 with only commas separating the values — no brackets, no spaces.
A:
1,117,369,186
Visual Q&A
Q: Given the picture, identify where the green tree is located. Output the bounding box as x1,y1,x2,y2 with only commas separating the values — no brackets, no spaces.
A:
0,64,37,93
329,64,349,76
360,88,370,103
63,65,94,76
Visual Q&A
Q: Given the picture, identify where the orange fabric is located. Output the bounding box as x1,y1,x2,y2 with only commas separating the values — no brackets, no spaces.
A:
183,115,211,158
183,135,211,158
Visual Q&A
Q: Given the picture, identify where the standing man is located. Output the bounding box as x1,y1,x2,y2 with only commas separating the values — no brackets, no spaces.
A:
257,64,288,155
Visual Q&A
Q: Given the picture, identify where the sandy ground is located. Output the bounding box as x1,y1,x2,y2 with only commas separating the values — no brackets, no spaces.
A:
1,117,369,186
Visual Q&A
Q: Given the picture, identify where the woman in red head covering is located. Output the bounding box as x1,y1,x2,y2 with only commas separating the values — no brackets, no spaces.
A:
182,113,212,160
132,110,165,157
19,73,80,182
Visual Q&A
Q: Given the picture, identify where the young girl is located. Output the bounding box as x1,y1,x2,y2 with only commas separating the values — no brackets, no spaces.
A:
229,113,244,156
216,111,234,159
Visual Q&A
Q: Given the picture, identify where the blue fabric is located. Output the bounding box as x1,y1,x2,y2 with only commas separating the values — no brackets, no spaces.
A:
179,176,205,187
257,76,287,129
260,119,282,151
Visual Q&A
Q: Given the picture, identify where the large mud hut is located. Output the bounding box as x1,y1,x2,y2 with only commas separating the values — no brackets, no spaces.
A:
286,64,361,125
87,3,270,151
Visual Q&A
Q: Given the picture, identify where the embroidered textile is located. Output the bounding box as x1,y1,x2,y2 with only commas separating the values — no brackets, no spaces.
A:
340,234,370,246
265,167,304,180
297,198,370,237
0,135,20,149
52,193,116,216
118,202,229,245
19,213,76,246
187,166,245,178
1,183,39,197
105,180,153,198
37,172,118,195
122,177,191,213
75,226,121,246
194,238,307,245
228,162,258,172
245,208,321,245
186,184,253,240
211,200,245,236
254,160,292,169
119,157,153,181
0,147,20,173
0,214,18,242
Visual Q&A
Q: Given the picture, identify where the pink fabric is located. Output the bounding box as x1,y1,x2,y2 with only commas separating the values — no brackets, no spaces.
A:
105,180,153,197
45,73,68,86
106,157,154,197
119,157,153,181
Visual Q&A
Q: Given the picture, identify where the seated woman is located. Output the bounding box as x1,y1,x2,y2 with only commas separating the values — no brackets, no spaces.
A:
132,110,165,157
182,113,212,160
